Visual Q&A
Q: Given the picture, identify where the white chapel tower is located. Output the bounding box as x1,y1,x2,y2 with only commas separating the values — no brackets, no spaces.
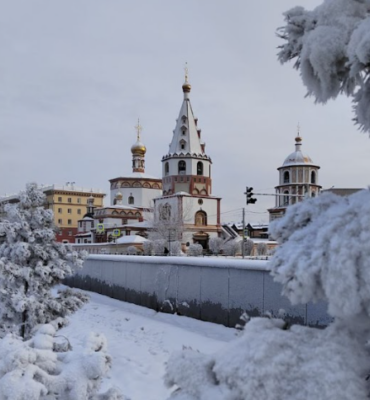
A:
268,132,321,221
154,69,222,248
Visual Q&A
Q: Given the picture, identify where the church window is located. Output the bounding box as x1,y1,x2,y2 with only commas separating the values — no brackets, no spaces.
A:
128,195,134,205
283,171,290,184
181,143,185,150
311,171,316,184
195,210,207,226
311,192,316,198
165,162,169,175
178,160,186,174
283,190,289,206
113,199,117,205
197,161,203,176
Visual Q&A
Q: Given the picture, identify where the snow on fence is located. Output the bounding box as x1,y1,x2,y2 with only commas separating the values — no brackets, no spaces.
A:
65,255,332,328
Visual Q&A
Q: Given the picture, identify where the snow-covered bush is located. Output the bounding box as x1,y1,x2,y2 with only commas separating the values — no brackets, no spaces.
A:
169,241,181,256
0,183,88,339
164,190,370,399
278,0,370,132
143,240,153,256
165,317,370,400
256,242,267,256
208,237,223,256
187,244,203,257
126,246,137,256
0,323,123,400
153,239,166,256
243,239,254,256
223,240,240,257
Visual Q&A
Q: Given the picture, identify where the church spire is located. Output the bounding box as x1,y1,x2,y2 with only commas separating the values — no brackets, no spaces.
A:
131,118,146,173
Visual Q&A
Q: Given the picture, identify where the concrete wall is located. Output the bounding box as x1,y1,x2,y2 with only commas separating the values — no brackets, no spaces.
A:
65,255,332,328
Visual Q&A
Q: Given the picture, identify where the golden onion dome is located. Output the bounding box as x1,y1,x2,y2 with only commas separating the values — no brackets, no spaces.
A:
295,136,302,143
115,192,123,200
182,82,191,93
131,140,147,155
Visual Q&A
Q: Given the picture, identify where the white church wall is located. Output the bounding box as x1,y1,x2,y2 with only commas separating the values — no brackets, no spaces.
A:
110,187,162,208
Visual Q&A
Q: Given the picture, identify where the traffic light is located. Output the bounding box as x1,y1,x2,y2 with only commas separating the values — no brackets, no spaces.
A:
246,187,257,204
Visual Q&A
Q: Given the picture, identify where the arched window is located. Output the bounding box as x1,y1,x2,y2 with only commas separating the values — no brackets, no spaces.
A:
283,190,289,206
165,162,169,175
311,191,316,198
284,171,290,184
128,195,134,205
197,161,203,176
311,171,316,184
178,160,186,174
195,210,207,226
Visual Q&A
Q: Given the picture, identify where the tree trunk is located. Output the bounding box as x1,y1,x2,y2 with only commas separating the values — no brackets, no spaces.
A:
21,279,29,338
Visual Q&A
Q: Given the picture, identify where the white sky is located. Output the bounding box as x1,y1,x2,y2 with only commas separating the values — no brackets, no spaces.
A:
1,0,369,224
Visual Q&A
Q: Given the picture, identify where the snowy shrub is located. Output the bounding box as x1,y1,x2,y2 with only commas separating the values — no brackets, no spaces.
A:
164,190,370,399
165,317,370,400
0,324,124,400
243,239,254,256
187,244,203,257
153,239,166,256
126,246,137,256
277,0,370,132
223,240,240,257
170,241,181,256
256,242,267,256
0,183,88,339
143,240,153,256
208,237,223,256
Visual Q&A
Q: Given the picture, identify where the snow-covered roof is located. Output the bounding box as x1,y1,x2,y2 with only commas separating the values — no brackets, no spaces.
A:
110,172,161,181
116,235,148,244
124,220,152,229
75,232,93,237
280,137,318,168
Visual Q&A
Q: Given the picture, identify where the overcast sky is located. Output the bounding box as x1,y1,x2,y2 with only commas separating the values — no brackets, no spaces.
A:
1,0,370,224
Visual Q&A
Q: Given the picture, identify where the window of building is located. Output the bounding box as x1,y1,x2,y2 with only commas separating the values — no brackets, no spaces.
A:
68,209,72,214
68,198,72,203
58,197,62,202
165,162,169,175
181,143,185,150
68,231,72,236
283,190,289,206
77,209,81,215
68,219,72,225
195,210,207,226
178,160,186,175
311,191,316,198
77,198,81,203
197,161,203,176
284,171,290,184
58,208,62,213
311,171,316,184
58,219,62,224
128,194,134,205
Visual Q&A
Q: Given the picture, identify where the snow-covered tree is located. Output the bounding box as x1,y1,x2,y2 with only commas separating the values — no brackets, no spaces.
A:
278,0,370,132
153,239,166,256
208,237,223,256
0,183,88,339
187,244,203,257
256,242,267,256
164,190,370,399
223,239,240,257
243,239,254,256
143,240,153,256
0,323,124,400
126,246,137,256
169,241,181,256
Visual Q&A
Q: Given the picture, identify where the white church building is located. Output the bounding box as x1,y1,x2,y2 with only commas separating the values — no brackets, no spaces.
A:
153,73,222,248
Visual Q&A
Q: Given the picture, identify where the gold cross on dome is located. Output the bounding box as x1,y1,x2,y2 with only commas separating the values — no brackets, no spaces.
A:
184,62,189,83
135,118,142,140
297,122,301,137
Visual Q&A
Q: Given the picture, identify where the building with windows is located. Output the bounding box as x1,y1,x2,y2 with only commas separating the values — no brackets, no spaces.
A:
109,121,162,216
43,185,105,242
153,73,222,249
268,135,321,221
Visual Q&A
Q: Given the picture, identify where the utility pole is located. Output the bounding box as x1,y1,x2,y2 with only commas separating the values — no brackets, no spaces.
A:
242,208,245,259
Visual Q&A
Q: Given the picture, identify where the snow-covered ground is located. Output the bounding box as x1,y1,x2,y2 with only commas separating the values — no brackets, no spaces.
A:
60,290,237,400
